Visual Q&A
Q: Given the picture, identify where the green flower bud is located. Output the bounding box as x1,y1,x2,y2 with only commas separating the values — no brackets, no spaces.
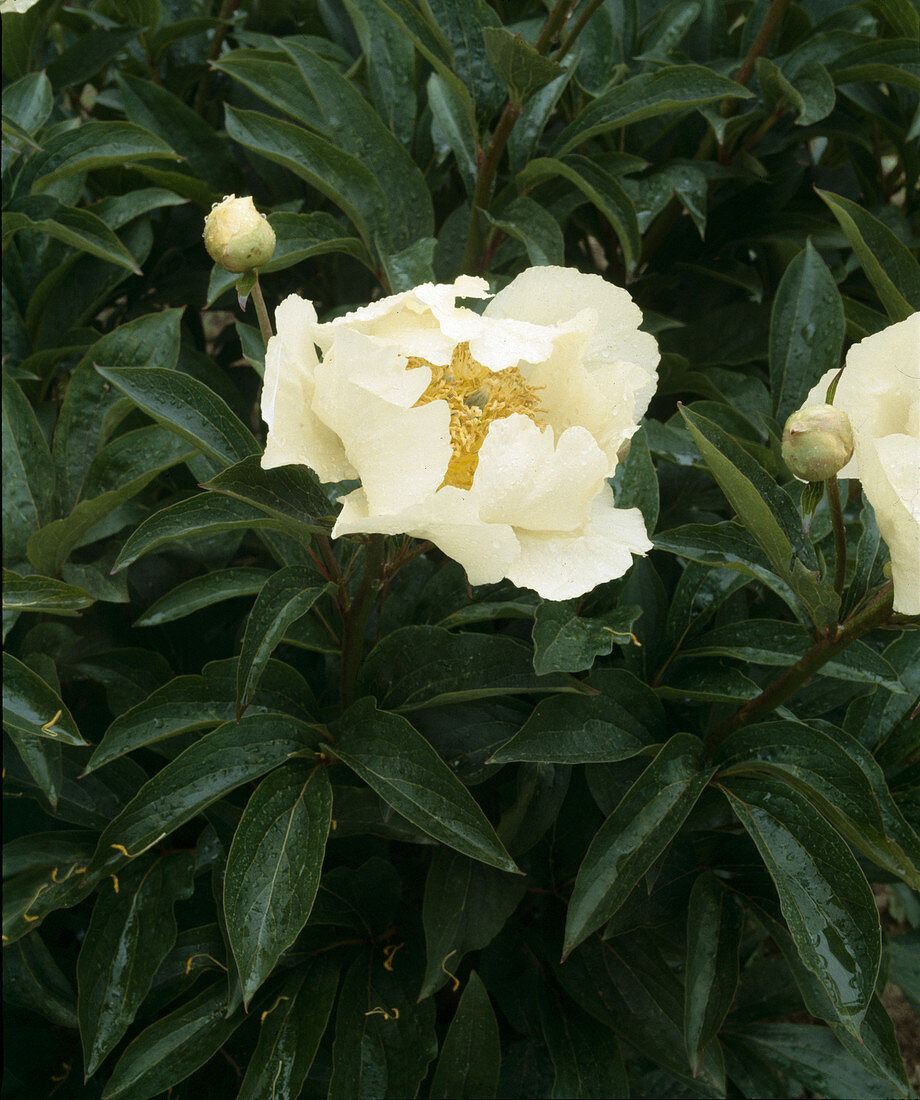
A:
203,195,275,273
781,403,855,482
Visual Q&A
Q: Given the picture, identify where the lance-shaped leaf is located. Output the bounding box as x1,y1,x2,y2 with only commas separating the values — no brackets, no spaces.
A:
531,600,642,675
482,26,562,102
237,570,331,711
719,775,881,1035
684,872,744,1074
769,240,844,423
679,405,839,629
419,847,526,999
3,652,86,745
100,982,246,1100
86,657,314,773
202,454,333,531
334,699,519,872
3,195,142,272
715,720,920,889
224,762,331,1006
564,733,715,956
237,957,340,1100
3,570,94,616
430,972,501,1100
490,685,660,765
3,930,78,1029
555,64,753,153
537,984,629,1100
329,950,437,1100
95,367,256,469
134,567,271,627
3,373,56,562
78,851,195,1076
89,714,318,874
111,493,309,572
817,189,920,322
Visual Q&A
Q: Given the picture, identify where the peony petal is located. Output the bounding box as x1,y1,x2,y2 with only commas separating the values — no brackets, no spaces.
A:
505,484,652,601
473,415,608,532
861,434,920,615
312,328,453,512
484,266,660,420
333,486,520,586
261,295,356,481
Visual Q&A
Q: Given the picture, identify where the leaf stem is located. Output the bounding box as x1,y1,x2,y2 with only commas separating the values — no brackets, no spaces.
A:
339,535,386,708
825,476,847,597
554,0,604,62
705,582,895,749
250,274,274,347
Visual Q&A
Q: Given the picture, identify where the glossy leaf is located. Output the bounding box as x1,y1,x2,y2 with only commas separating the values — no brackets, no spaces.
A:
3,195,142,272
684,871,744,1074
95,366,256,469
2,372,55,561
770,241,845,422
482,26,562,102
2,652,85,745
360,625,569,710
100,982,245,1100
537,985,629,1100
532,600,642,675
89,714,318,874
133,567,270,626
334,699,519,873
482,195,565,267
3,930,78,1029
430,972,501,1099
419,846,526,999
344,0,417,144
224,762,331,1006
202,454,333,532
565,733,715,955
86,657,314,772
78,851,195,1076
237,570,330,710
237,957,340,1100
2,570,94,616
719,775,881,1034
817,189,920,322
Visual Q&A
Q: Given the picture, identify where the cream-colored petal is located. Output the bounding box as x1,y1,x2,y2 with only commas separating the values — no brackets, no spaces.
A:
312,334,452,513
472,415,607,532
484,266,660,418
333,486,520,586
860,434,920,615
261,295,356,481
506,484,652,601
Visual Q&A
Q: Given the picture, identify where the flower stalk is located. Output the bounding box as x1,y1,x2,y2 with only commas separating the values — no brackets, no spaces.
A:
825,476,848,597
250,275,274,349
705,582,896,748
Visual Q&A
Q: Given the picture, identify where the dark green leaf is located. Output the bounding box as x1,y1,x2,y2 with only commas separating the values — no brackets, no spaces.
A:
556,64,753,153
684,871,743,1074
345,0,417,144
482,26,562,102
224,761,331,1005
380,236,437,293
360,625,569,710
430,972,501,1099
817,189,920,322
719,775,881,1034
770,241,845,422
237,570,330,710
3,195,142,273
2,652,85,745
483,195,565,267
89,714,318,874
2,373,55,562
419,847,526,999
78,852,195,1076
538,985,629,1100
95,366,256,469
532,600,642,675
237,957,340,1100
612,425,659,532
565,733,714,954
134,567,270,626
202,454,332,533
3,931,78,1028
2,569,93,616
100,982,245,1100
334,699,519,873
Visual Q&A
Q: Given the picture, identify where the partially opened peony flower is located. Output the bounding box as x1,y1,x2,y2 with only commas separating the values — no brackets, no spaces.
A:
802,312,920,615
261,267,660,600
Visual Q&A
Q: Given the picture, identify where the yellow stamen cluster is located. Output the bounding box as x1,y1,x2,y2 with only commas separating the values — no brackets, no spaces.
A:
407,341,544,489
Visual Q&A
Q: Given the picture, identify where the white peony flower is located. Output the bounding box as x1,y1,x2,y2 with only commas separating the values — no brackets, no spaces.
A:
261,267,660,601
0,1,42,12
803,312,920,615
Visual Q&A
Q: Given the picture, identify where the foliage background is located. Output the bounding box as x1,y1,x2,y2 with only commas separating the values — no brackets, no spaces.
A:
2,0,919,1097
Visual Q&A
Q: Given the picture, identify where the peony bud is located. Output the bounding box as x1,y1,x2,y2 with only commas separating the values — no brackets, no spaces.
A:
203,195,275,273
782,403,855,482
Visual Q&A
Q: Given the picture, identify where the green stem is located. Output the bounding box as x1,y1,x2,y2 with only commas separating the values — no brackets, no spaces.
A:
339,535,385,708
554,0,605,61
250,275,274,347
193,0,242,117
733,0,791,91
826,476,847,598
535,0,578,54
705,583,895,749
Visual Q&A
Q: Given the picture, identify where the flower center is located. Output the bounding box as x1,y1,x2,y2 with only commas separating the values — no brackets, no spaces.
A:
407,341,544,489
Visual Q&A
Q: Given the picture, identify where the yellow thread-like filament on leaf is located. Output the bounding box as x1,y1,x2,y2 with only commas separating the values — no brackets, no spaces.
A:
364,1006,400,1021
110,874,119,894
41,709,63,734
260,994,290,1024
184,953,228,976
407,341,544,490
382,943,403,972
440,949,461,993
